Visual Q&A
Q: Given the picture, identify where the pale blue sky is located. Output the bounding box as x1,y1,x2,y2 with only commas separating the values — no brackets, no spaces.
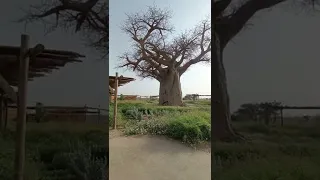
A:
109,0,211,97
1,0,108,108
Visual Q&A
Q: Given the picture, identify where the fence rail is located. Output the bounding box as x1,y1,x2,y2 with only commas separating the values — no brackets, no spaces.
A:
114,94,212,100
7,105,108,123
7,105,108,111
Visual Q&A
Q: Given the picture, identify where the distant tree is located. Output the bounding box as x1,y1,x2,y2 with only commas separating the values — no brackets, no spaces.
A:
262,101,282,124
259,102,276,125
233,103,260,122
213,0,317,140
233,101,282,124
119,94,124,100
18,0,108,57
119,6,211,106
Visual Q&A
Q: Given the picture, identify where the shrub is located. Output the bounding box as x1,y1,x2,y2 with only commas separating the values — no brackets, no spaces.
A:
42,142,108,180
119,94,124,100
124,119,168,135
1,127,108,180
0,151,14,180
123,107,143,121
124,110,211,144
166,113,211,143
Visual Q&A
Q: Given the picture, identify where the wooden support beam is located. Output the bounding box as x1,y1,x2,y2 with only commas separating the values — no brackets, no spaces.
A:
280,109,284,127
84,104,87,122
14,34,30,180
4,99,8,130
113,72,118,130
98,105,101,123
0,93,3,131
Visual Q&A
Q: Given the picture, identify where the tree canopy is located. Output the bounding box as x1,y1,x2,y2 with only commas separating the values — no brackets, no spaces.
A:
119,6,211,81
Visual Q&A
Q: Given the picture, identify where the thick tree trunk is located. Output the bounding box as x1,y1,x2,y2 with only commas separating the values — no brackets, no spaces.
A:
159,69,183,106
212,32,236,140
0,93,3,132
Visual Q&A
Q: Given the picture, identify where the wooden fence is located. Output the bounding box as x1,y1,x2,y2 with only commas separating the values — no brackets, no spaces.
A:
7,105,108,123
112,95,138,101
111,94,212,101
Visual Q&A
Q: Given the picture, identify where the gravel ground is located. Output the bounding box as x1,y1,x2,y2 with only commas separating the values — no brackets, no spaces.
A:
109,133,211,180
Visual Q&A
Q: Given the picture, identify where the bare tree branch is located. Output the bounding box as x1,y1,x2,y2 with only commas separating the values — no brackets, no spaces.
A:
18,0,108,57
119,6,211,81
215,0,288,49
213,0,232,19
178,20,211,75
179,41,211,75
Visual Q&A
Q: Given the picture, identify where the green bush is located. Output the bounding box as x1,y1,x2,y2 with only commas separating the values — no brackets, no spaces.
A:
166,114,211,143
124,110,211,144
117,100,211,144
38,141,108,180
0,151,14,180
123,107,143,121
119,94,124,100
124,119,168,135
0,148,41,180
1,127,108,180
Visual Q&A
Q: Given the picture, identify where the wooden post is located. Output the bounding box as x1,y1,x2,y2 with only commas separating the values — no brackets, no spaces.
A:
280,109,284,127
113,72,118,130
14,34,30,180
4,99,8,130
84,104,87,122
98,105,101,123
0,93,3,132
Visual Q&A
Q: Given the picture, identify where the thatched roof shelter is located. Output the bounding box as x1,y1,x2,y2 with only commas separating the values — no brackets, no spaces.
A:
109,75,135,87
109,75,135,95
0,45,84,103
0,45,84,86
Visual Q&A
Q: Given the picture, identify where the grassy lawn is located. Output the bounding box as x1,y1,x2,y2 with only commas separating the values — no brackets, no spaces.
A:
214,120,320,180
0,122,108,180
109,99,211,144
1,99,210,179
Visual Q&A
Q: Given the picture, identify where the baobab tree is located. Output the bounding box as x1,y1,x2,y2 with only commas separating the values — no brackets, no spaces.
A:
213,0,316,140
18,0,108,56
119,7,211,106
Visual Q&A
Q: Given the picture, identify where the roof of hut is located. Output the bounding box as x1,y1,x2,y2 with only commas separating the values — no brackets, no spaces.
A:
109,75,135,87
0,45,84,86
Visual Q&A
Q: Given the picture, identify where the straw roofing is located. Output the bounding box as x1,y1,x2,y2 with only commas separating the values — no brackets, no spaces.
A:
0,45,84,86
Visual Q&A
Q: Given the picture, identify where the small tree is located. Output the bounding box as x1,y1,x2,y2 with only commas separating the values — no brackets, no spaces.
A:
119,94,124,100
119,6,211,106
233,103,260,122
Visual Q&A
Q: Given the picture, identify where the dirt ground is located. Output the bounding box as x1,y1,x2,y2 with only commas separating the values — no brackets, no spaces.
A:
109,130,211,180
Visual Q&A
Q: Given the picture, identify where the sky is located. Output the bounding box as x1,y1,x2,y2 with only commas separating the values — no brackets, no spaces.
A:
0,0,108,108
2,1,320,115
109,0,211,97
224,2,320,115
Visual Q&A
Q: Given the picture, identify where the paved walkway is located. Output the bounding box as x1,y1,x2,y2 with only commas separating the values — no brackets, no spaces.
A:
109,135,211,180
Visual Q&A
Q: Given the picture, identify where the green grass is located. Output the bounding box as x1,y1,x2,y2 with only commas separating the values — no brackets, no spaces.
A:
214,121,320,180
110,99,211,144
0,122,108,180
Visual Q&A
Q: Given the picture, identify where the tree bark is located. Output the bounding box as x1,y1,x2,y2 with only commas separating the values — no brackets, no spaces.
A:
159,68,183,106
212,32,236,140
0,93,3,132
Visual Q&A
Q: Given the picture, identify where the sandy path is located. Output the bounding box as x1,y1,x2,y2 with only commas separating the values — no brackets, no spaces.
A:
109,134,211,180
